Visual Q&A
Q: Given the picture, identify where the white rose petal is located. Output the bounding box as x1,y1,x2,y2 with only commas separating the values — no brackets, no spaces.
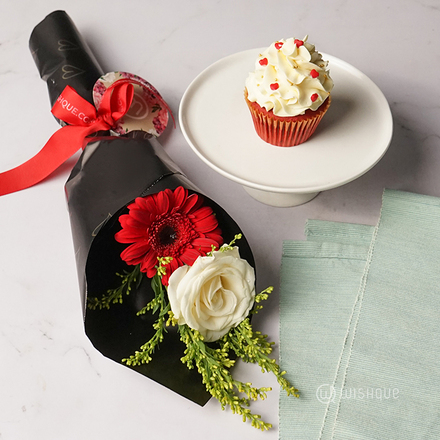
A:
167,247,255,342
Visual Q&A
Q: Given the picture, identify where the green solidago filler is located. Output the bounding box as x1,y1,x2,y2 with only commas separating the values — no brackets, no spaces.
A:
88,187,298,430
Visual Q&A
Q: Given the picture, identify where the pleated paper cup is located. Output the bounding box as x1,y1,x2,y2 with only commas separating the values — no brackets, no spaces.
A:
244,90,331,147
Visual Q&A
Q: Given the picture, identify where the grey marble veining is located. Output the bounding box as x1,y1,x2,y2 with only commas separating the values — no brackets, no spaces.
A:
0,1,439,439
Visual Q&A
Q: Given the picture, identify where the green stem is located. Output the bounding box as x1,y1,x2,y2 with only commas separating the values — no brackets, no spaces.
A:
87,265,141,310
225,320,299,398
122,273,169,366
179,325,273,431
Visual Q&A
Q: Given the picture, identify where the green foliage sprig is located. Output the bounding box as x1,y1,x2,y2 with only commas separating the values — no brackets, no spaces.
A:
174,284,298,431
87,237,298,430
224,317,298,398
122,259,171,366
87,265,142,310
178,321,273,430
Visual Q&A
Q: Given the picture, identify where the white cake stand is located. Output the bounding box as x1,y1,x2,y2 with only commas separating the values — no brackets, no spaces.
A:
179,49,393,207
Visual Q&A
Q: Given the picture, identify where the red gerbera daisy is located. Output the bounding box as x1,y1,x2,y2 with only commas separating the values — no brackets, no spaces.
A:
115,186,223,285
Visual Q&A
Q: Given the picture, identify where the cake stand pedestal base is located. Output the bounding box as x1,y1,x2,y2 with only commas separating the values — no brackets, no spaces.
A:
243,186,320,207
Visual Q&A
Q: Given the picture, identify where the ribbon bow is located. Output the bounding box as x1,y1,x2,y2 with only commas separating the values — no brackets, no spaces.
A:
0,80,134,196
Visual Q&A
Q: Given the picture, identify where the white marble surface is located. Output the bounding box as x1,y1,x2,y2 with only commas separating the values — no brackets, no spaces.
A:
1,1,440,439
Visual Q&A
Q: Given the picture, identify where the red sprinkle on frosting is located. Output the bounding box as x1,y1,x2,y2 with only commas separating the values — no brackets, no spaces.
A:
294,39,304,47
310,69,319,78
311,93,319,102
259,57,268,66
270,83,279,91
274,42,284,50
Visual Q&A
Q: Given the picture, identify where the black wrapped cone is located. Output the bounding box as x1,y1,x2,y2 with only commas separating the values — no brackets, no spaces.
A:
30,12,255,405
66,131,254,405
29,10,103,109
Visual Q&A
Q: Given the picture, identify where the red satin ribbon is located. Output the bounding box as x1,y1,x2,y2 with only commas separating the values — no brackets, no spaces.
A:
0,80,134,196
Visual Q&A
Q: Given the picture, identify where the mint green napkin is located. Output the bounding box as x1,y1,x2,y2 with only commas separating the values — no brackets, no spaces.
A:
279,225,370,439
280,190,440,440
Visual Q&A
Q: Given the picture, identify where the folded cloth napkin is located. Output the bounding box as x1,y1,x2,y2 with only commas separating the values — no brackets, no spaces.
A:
280,221,371,439
280,190,440,440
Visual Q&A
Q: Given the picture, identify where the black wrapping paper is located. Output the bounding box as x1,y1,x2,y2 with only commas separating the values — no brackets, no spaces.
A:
29,10,103,109
29,12,255,405
66,132,254,405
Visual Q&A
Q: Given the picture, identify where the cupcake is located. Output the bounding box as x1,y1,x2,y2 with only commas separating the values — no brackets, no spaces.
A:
244,36,333,147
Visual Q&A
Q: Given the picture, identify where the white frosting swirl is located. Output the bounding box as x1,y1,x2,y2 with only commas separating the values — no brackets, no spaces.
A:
245,36,334,117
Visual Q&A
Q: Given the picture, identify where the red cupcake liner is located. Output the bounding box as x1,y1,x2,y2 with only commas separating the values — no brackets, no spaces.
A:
245,91,331,147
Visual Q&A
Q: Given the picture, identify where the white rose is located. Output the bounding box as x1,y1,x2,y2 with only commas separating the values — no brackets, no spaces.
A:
167,247,255,342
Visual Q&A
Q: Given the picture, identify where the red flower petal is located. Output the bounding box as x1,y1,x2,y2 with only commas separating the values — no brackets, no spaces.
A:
193,215,219,233
155,190,170,214
192,206,215,221
161,257,180,286
140,249,159,273
125,217,147,230
173,186,187,209
121,241,151,260
115,228,145,243
211,227,222,236
180,248,203,266
142,196,158,215
182,193,200,213
128,208,150,223
205,231,223,246
144,265,157,279
115,186,223,285
192,194,205,212
192,237,218,249
121,244,143,265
